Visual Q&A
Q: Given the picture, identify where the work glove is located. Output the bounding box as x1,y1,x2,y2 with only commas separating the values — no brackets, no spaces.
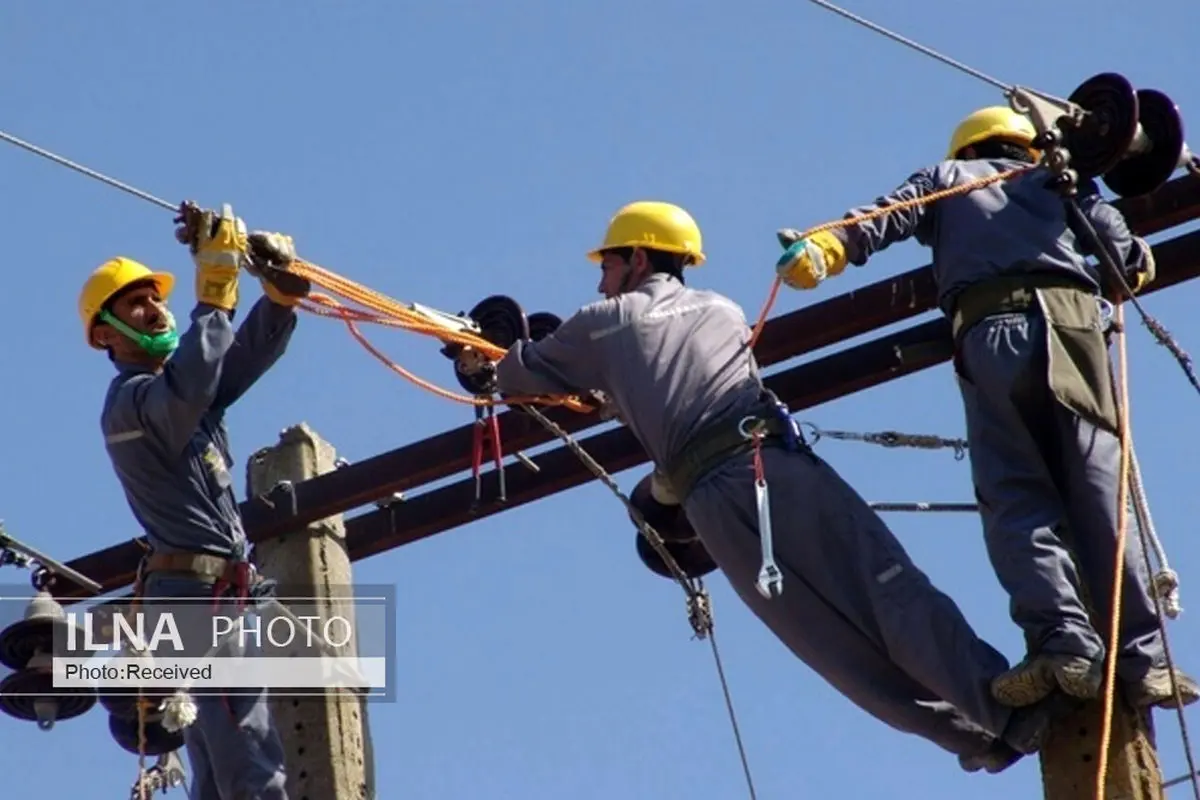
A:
1129,236,1156,294
774,229,849,291
246,231,312,306
175,202,247,312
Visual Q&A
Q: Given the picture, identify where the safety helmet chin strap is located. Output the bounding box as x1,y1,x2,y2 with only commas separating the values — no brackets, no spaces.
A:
97,309,180,358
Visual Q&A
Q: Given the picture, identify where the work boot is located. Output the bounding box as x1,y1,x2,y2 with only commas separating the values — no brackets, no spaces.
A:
1000,692,1081,755
958,740,1023,775
1126,665,1200,709
990,652,1103,707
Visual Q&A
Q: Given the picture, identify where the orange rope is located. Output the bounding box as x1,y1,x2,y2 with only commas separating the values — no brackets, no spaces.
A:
747,165,1035,348
301,292,585,410
278,165,1031,416
1095,302,1132,798
283,262,593,413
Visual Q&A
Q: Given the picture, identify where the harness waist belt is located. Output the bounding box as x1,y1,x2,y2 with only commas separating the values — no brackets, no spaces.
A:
141,552,244,584
950,272,1094,340
663,413,789,502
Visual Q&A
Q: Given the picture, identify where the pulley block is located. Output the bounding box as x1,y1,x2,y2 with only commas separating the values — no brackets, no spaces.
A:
0,659,97,729
108,711,185,757
444,295,530,394
1063,72,1194,197
0,589,83,671
130,751,188,799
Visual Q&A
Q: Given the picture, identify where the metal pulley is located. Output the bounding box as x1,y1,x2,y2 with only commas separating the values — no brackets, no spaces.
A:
130,751,187,799
442,296,571,399
0,590,97,730
628,473,718,580
108,707,185,756
1013,71,1196,198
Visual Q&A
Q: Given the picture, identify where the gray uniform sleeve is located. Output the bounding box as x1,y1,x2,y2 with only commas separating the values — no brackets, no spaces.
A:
105,304,237,457
494,300,616,396
211,295,298,411
1072,178,1147,275
835,167,938,266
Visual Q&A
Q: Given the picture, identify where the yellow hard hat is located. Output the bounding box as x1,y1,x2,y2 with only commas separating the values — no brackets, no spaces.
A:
586,201,706,267
79,256,175,348
947,106,1039,159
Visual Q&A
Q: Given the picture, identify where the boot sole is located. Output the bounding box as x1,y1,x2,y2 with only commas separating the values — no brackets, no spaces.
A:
992,664,1102,707
1134,679,1200,710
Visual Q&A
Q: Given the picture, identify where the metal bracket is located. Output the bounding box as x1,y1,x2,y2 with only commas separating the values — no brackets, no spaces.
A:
130,750,188,798
260,480,299,518
410,302,482,336
0,522,103,595
1007,85,1084,196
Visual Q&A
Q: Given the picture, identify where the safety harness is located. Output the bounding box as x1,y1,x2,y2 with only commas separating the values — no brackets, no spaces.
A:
135,552,254,609
949,271,1097,341
661,389,804,599
132,548,258,723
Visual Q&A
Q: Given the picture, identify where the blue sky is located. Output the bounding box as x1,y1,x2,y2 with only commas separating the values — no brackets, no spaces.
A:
3,1,1200,797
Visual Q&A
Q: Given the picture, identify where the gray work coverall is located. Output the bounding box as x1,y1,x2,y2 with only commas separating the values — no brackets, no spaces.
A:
494,273,1017,759
102,297,296,799
830,158,1162,682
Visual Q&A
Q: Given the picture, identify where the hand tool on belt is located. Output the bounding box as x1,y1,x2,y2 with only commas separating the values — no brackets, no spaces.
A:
661,391,804,599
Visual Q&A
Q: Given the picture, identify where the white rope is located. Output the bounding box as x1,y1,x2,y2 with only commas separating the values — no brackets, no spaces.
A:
1128,446,1182,618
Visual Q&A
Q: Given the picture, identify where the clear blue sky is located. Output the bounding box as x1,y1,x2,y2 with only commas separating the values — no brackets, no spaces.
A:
3,1,1199,797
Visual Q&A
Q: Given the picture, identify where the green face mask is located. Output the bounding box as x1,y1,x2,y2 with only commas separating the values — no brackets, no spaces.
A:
97,309,180,358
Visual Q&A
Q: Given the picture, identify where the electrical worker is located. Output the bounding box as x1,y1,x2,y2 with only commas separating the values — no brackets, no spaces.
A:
774,105,1199,713
458,200,1068,774
80,203,310,799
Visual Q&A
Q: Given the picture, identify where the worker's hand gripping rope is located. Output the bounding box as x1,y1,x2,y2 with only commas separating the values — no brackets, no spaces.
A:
740,416,783,599
774,230,850,291
174,201,313,308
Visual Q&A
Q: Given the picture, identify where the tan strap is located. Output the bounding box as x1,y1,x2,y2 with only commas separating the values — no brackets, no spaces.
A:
951,273,1094,340
141,552,239,583
663,413,789,502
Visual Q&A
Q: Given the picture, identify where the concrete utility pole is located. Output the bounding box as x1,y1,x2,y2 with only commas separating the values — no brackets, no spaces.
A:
1038,528,1164,800
1039,696,1163,799
247,423,375,800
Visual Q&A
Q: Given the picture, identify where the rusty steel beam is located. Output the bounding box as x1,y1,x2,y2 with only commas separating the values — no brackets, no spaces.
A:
334,226,1200,561
49,175,1200,602
342,225,1200,558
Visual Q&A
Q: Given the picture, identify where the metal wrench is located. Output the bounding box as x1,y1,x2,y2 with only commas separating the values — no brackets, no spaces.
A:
754,478,783,599
738,416,783,599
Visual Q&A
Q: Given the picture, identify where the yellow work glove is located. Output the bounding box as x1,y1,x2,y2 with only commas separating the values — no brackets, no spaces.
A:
176,203,247,312
246,231,310,306
774,229,849,291
1130,236,1156,294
